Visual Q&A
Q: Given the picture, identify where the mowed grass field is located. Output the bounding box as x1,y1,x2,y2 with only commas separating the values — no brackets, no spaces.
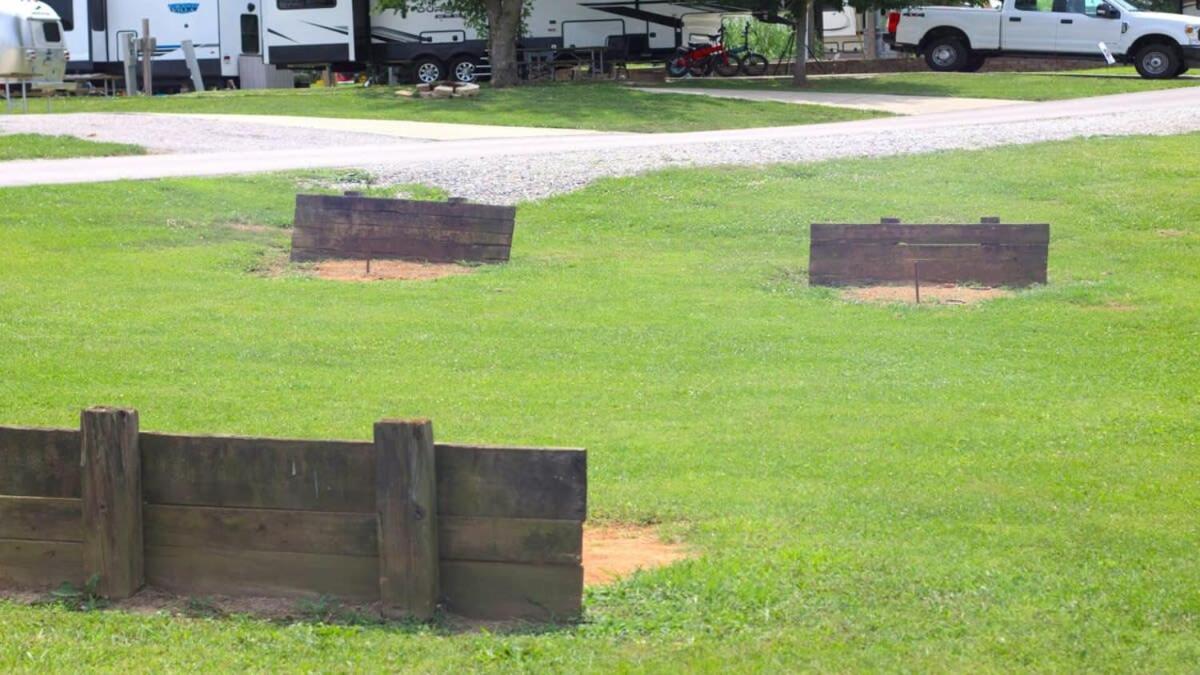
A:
8,83,884,132
1,135,1199,670
662,70,1200,100
0,133,143,161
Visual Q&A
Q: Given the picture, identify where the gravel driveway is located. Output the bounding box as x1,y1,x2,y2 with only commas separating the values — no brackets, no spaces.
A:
3,87,1200,199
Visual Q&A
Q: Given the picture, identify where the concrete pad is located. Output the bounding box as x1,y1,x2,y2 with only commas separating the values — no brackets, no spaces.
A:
149,113,606,140
638,87,1024,115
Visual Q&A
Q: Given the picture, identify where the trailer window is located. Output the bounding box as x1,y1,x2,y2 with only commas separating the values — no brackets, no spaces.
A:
41,21,63,43
276,0,337,9
241,14,261,54
88,0,106,31
43,0,73,31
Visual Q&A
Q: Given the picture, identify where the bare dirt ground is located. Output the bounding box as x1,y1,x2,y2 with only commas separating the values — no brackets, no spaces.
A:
0,524,688,625
842,283,1014,305
312,259,476,282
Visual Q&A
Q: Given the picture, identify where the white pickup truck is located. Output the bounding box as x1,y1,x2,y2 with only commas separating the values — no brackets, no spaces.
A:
885,0,1200,78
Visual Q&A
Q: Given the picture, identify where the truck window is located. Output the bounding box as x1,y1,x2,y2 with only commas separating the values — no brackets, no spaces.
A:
1013,0,1054,9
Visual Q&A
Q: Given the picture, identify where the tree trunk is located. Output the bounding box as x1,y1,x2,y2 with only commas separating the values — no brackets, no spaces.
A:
486,0,522,88
792,4,808,86
864,10,878,61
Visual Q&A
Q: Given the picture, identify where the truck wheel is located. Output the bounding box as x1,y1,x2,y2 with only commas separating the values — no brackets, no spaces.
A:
1176,62,1190,76
1134,43,1180,79
961,54,986,73
413,58,445,85
450,57,478,83
924,37,969,72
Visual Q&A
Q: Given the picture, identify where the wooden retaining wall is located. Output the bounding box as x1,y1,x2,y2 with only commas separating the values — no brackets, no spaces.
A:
290,194,517,264
0,409,585,621
809,218,1049,287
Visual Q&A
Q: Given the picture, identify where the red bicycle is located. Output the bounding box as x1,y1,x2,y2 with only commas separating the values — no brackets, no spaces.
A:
664,29,739,78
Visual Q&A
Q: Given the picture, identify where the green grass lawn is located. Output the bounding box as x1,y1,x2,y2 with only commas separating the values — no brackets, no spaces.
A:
1,134,1199,670
660,70,1200,100
10,83,884,132
0,133,144,161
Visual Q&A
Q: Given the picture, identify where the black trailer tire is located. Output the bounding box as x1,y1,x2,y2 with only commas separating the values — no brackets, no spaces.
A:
413,57,445,84
924,36,969,72
961,53,987,72
1133,43,1180,79
1177,62,1190,76
740,53,769,77
449,57,479,83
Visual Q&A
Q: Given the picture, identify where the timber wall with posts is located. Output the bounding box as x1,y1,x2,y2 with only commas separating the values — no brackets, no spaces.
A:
809,218,1050,287
0,408,586,621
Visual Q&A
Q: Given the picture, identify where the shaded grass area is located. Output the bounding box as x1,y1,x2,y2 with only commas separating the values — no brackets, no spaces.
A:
0,133,144,161
8,83,885,132
0,135,1199,670
661,70,1200,100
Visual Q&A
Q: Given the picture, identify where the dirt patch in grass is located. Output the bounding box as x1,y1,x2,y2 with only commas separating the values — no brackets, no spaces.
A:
584,523,690,586
842,284,1013,305
313,259,476,282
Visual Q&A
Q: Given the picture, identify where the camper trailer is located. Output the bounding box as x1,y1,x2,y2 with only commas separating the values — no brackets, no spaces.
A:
0,0,67,83
370,1,735,83
56,0,364,86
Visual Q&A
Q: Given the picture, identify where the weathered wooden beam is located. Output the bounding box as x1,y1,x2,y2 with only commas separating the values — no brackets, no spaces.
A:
0,538,84,588
440,560,583,621
375,419,439,619
144,504,378,557
80,407,143,598
0,426,81,498
0,496,82,542
436,445,587,520
146,545,378,600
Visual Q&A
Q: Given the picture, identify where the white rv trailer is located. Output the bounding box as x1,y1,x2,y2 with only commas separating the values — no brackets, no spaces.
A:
55,0,366,85
0,0,67,83
369,0,736,82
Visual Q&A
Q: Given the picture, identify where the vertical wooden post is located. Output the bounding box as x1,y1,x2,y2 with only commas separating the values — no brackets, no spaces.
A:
375,419,438,619
80,406,143,598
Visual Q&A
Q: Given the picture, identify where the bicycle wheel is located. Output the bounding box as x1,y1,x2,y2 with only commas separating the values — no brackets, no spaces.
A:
688,56,711,77
740,53,769,77
665,54,690,78
714,54,740,77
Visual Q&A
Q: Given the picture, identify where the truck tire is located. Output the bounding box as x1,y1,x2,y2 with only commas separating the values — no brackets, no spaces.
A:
924,36,969,72
413,58,445,85
1133,43,1180,79
961,54,987,73
450,57,479,83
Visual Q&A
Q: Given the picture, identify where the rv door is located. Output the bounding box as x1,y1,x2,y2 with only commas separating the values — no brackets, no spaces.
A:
262,0,360,65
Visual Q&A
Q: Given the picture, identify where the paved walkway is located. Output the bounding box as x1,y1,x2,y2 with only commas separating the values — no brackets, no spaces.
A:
638,87,1023,115
154,113,605,140
1,87,1198,194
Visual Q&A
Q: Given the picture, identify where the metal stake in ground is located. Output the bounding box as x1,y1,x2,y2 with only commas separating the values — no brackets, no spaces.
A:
914,260,922,304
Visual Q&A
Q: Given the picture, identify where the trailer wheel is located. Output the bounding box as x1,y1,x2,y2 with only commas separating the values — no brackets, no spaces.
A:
413,58,445,84
1134,43,1180,79
450,57,479,83
924,36,968,72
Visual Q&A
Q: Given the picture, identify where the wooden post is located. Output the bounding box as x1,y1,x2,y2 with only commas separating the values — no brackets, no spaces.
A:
375,419,438,619
80,407,143,598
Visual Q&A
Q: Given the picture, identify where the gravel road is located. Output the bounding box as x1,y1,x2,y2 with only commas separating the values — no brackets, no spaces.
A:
0,112,412,153
365,105,1200,204
3,87,1200,197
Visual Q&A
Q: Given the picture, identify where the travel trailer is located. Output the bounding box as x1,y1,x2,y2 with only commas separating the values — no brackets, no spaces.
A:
0,0,67,83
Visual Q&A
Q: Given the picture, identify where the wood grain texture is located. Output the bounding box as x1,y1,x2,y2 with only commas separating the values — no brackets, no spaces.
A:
375,420,439,619
141,432,375,512
809,223,1050,287
436,445,587,520
440,560,583,620
145,545,378,600
0,426,81,498
143,504,377,556
290,194,516,263
440,516,582,565
0,538,83,588
0,496,82,542
80,407,143,598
